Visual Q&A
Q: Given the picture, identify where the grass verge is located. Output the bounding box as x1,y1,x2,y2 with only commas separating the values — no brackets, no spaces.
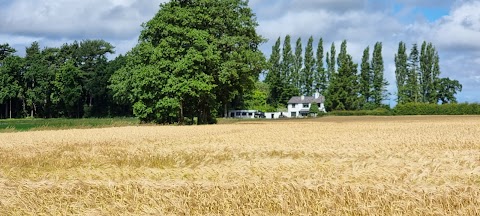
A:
0,118,139,132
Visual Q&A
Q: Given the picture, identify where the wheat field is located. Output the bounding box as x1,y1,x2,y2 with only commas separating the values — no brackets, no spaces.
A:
0,116,479,215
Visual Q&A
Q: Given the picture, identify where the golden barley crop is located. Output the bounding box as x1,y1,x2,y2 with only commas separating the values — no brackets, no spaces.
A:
1,116,479,215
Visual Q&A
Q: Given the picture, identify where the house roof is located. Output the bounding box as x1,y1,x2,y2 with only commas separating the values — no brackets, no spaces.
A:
288,95,325,104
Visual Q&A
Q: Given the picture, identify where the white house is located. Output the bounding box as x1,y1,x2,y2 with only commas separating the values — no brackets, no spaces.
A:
287,92,326,118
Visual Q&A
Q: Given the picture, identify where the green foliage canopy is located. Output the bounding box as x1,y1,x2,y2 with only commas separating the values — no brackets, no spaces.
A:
110,0,265,124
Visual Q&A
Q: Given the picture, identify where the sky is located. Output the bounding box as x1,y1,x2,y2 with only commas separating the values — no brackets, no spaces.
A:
1,0,479,105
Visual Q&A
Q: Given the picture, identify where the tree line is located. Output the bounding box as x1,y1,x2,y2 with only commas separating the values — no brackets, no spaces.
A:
0,0,463,123
265,36,389,111
0,41,131,119
394,41,461,105
263,36,463,112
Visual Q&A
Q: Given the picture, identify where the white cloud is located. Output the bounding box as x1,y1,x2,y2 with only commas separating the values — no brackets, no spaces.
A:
288,0,365,12
0,0,166,39
427,1,480,51
395,0,452,8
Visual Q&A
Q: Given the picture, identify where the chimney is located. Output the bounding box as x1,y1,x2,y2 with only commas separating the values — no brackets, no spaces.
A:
314,92,320,99
301,95,305,100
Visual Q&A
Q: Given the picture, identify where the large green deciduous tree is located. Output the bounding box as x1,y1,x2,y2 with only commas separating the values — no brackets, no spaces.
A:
243,81,274,112
23,42,54,118
0,54,23,118
51,60,83,116
0,44,16,62
75,40,114,116
436,78,462,104
110,0,265,124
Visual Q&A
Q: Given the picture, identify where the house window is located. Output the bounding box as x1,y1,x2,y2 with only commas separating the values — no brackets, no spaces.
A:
291,112,296,117
236,112,241,116
242,112,247,116
248,113,253,116
292,104,296,108
317,103,321,107
303,103,309,108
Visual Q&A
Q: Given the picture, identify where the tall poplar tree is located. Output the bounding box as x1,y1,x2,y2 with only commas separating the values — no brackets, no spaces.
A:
326,40,359,111
314,38,327,94
430,51,441,103
324,42,336,106
406,43,420,103
279,35,298,103
396,41,461,105
265,37,282,107
293,37,303,91
328,42,336,81
302,36,315,96
419,41,440,103
371,42,388,106
360,46,371,105
394,41,408,104
281,35,293,83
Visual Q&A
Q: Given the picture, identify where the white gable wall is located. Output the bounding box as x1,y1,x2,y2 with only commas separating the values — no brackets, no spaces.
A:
265,112,286,119
288,103,325,117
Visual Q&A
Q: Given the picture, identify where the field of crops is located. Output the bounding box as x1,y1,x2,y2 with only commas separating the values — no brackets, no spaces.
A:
1,116,479,215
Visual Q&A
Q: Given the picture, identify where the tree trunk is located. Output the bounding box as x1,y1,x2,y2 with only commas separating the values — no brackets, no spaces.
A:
32,103,37,118
224,103,228,118
9,99,12,119
22,99,27,117
179,100,184,125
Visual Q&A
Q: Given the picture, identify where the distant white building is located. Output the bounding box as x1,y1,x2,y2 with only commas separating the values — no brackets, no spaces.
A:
228,93,325,119
286,92,326,118
228,110,258,119
264,112,286,119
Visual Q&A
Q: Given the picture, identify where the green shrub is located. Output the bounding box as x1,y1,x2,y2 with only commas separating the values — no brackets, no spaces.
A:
393,103,480,115
309,103,319,115
329,108,392,116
